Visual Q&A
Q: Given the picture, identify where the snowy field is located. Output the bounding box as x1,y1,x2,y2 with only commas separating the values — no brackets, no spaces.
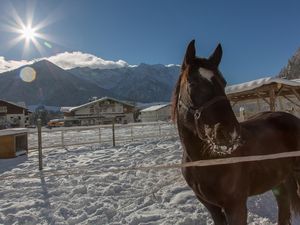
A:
1,124,300,225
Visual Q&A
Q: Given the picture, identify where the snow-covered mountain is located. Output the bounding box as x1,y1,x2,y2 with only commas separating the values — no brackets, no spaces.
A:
69,63,180,103
0,60,180,106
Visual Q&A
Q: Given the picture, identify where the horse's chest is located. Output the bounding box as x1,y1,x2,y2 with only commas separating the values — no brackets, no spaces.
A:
182,166,242,205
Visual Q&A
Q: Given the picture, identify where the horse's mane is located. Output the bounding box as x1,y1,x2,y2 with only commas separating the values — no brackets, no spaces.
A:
171,69,186,122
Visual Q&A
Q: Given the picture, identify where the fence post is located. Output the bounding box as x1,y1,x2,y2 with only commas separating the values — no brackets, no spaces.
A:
37,119,43,170
98,127,101,143
159,122,161,136
130,125,134,141
112,118,116,147
61,130,64,147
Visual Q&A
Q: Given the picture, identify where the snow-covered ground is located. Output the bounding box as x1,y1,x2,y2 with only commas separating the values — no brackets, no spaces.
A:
1,126,299,224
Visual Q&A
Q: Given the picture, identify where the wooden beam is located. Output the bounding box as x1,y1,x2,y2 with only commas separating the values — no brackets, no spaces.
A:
282,95,300,109
291,88,300,101
275,86,284,97
255,91,270,105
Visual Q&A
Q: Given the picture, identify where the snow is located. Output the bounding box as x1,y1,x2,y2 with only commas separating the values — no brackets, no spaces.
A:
1,127,300,224
0,128,28,136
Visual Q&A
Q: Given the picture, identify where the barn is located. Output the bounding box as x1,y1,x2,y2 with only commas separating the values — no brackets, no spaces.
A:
139,104,171,122
61,97,137,126
0,100,31,129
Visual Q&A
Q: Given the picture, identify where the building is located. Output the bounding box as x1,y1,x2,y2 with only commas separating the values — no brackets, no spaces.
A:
61,97,136,126
139,104,171,122
0,100,31,129
225,77,300,121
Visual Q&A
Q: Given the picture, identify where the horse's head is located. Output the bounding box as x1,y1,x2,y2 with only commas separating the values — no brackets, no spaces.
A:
172,40,242,154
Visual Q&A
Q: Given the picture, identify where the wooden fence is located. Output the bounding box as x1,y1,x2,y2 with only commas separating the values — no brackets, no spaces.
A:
27,121,178,152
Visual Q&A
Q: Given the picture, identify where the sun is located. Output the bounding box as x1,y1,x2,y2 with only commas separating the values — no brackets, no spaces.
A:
2,2,58,56
21,25,37,41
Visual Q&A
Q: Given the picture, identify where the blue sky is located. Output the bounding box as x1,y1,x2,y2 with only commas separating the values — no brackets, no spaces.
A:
0,0,300,84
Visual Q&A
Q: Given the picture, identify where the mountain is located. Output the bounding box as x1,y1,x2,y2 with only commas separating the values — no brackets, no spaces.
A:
278,48,300,79
0,60,180,106
69,63,180,102
0,60,112,106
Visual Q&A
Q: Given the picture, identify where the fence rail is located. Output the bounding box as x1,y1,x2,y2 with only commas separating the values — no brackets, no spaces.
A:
28,121,178,151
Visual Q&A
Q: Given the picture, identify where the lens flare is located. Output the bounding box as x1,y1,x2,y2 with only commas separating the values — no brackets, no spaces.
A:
44,41,52,49
20,66,36,82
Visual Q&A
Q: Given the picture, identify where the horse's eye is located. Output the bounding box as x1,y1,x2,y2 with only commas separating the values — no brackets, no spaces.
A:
189,82,198,88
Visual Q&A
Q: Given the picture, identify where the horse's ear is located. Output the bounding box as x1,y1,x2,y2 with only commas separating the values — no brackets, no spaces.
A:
182,40,196,70
209,43,222,67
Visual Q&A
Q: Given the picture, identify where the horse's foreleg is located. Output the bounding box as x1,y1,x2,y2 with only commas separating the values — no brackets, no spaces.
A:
272,184,291,225
196,196,227,225
223,201,247,225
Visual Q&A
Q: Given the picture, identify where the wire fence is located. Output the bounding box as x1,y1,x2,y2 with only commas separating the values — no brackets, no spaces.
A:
27,121,178,152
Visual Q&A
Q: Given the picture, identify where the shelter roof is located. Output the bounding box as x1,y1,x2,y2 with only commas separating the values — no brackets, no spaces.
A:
226,77,300,95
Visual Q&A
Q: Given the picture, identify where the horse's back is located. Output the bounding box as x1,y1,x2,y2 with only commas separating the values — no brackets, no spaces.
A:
240,111,300,154
242,111,300,132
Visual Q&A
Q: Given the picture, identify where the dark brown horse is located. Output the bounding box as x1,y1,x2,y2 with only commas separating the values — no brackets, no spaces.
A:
172,40,300,225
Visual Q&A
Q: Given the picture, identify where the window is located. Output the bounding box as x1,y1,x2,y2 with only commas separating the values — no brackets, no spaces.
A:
0,106,7,113
90,106,94,114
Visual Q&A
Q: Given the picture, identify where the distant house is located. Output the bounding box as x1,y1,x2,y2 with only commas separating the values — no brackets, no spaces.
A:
61,97,136,126
0,100,31,129
139,104,171,122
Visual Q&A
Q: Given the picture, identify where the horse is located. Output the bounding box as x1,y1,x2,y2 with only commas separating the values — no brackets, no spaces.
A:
172,40,300,225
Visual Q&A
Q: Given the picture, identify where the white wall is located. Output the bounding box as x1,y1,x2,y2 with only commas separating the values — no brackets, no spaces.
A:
140,106,171,122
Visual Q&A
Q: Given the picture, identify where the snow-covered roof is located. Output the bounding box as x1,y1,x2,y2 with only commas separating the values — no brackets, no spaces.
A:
61,97,135,113
0,128,28,137
140,104,170,112
225,77,300,95
60,107,73,113
0,99,29,110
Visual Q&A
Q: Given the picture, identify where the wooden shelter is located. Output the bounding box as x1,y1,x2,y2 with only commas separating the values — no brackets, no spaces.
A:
0,128,28,158
226,77,300,112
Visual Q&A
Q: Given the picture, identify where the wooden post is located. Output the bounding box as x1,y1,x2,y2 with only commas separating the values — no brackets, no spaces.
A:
130,125,134,141
98,127,101,143
256,99,261,111
159,123,161,136
269,88,276,112
61,130,64,147
37,119,43,170
278,96,284,110
112,118,116,147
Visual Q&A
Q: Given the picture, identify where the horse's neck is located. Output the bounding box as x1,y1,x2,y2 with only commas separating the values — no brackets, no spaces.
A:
178,123,213,161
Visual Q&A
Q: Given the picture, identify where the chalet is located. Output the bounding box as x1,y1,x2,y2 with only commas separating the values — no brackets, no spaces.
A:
61,97,136,126
139,104,171,122
0,100,31,129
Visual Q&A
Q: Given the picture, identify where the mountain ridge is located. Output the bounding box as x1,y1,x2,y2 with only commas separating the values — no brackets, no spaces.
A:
0,59,180,106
